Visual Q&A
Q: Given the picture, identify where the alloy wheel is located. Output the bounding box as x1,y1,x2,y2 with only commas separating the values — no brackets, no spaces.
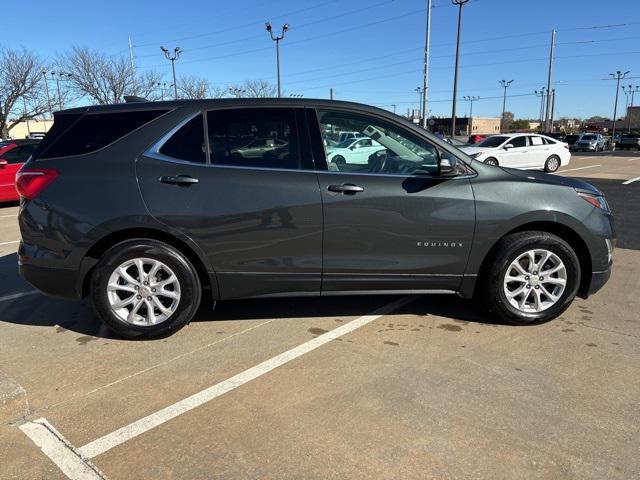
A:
503,249,567,313
107,257,181,326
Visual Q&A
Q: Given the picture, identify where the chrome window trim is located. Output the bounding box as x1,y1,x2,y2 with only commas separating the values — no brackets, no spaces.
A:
144,112,204,164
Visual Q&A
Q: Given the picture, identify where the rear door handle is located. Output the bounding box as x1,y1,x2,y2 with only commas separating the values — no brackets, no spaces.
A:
160,175,199,185
328,184,364,194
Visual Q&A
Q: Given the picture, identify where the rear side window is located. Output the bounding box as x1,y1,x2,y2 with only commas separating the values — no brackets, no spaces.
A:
206,108,307,170
38,110,168,159
159,115,206,164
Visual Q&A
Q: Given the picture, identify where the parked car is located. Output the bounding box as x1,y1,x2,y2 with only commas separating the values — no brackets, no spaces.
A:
573,133,606,152
336,131,364,143
230,137,288,158
467,134,486,144
460,133,570,172
0,140,40,202
326,137,385,165
563,134,581,149
18,99,613,339
618,134,640,150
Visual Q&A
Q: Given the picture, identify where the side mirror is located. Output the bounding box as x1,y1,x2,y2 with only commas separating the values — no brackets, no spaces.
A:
439,155,457,175
503,143,514,150
0,159,7,168
349,145,356,150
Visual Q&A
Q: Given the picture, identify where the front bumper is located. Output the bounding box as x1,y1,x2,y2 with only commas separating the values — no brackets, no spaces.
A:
584,266,611,297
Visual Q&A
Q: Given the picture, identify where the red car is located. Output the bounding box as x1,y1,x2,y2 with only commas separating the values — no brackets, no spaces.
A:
0,140,40,202
467,134,486,145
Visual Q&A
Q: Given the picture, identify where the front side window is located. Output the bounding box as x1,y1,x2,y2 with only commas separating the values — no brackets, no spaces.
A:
206,108,303,170
317,109,452,175
477,135,509,148
509,136,527,148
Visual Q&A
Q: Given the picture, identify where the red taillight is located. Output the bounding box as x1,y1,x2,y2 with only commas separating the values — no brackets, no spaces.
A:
15,169,58,199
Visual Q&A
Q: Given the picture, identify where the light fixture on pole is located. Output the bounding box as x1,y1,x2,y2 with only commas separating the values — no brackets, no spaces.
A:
610,70,629,146
289,93,303,98
499,79,514,134
622,84,640,132
265,22,289,98
450,0,470,137
160,46,182,100
50,71,72,110
228,86,246,98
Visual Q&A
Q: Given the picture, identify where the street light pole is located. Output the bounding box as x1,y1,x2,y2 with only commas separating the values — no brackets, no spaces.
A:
265,22,289,98
161,47,182,100
463,95,479,135
610,70,629,146
450,0,469,137
415,87,424,125
41,70,52,117
534,87,546,130
499,79,513,134
50,71,72,110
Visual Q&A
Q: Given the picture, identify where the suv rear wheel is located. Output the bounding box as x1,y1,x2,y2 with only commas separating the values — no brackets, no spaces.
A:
481,231,580,325
91,239,202,339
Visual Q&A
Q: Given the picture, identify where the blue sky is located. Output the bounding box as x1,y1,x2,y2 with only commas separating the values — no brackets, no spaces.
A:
7,0,640,119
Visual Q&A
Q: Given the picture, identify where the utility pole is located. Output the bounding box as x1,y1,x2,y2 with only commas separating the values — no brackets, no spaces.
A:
544,29,556,132
450,0,469,137
534,87,546,130
463,95,479,135
415,87,424,126
41,70,52,117
160,46,182,100
129,35,137,96
421,0,432,128
265,22,289,98
610,70,629,147
329,87,334,100
499,79,513,134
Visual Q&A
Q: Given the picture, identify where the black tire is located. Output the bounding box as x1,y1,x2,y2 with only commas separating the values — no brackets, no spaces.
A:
544,155,561,173
332,155,346,165
480,231,580,325
90,239,202,339
484,157,499,166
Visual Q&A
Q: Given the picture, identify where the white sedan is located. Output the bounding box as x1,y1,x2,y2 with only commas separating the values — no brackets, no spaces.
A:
461,134,570,172
326,137,385,165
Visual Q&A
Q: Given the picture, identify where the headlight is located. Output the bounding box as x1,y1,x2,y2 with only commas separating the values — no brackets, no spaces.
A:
577,191,610,212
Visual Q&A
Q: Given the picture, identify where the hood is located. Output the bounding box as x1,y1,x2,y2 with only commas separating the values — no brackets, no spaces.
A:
460,146,491,155
501,167,601,194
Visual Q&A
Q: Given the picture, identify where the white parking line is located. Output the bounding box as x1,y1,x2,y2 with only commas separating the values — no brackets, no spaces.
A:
558,164,601,173
622,176,640,185
19,419,106,480
20,295,413,476
78,295,413,458
0,290,39,303
0,240,19,246
627,157,640,161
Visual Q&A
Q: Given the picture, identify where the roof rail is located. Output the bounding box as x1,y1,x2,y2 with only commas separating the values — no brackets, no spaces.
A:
123,96,149,103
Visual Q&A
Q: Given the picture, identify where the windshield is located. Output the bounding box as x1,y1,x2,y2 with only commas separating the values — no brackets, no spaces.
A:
564,135,579,142
581,135,596,141
476,136,509,148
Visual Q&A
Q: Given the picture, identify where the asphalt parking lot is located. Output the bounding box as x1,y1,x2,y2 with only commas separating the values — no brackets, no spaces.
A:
1,152,638,480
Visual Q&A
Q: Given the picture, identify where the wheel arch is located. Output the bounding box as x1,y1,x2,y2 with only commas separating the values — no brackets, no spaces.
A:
79,227,218,300
472,221,592,299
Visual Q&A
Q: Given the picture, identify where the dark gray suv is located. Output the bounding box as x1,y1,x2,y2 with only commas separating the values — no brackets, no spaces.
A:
16,99,614,338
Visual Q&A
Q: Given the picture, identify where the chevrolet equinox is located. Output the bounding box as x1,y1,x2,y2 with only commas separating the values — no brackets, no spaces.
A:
16,99,614,339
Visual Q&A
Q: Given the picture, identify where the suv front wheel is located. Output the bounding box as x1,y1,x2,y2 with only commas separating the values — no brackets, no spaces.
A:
91,239,202,339
481,231,580,325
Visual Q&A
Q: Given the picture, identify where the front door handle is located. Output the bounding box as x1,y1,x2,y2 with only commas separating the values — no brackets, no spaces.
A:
328,184,364,194
159,175,199,185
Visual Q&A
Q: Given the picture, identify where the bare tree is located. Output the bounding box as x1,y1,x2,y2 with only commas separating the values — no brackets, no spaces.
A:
178,76,228,100
62,46,133,104
0,47,48,139
136,70,164,101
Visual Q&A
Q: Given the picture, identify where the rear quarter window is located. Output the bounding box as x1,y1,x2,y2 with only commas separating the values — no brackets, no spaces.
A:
37,109,168,159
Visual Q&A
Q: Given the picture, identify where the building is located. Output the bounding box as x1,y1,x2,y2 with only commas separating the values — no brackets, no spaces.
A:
626,106,640,130
429,116,501,136
4,118,53,140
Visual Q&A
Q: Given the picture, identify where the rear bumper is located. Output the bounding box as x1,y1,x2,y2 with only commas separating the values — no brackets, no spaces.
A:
18,263,81,299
